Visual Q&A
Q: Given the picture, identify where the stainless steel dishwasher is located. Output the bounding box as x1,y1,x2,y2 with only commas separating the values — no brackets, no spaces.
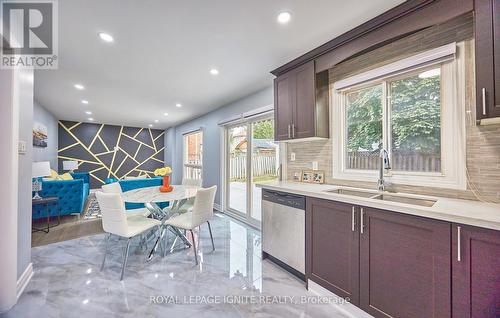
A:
262,189,305,278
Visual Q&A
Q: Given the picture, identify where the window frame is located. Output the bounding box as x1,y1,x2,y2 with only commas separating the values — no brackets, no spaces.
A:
332,43,466,190
182,130,203,180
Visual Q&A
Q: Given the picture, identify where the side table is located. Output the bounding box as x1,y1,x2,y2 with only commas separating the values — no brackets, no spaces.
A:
32,196,60,233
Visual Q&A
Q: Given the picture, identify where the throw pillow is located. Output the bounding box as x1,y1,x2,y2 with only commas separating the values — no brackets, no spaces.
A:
60,173,74,180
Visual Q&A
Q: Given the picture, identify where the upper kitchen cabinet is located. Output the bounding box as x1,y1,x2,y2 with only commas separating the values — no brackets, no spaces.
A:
475,0,500,122
273,61,329,141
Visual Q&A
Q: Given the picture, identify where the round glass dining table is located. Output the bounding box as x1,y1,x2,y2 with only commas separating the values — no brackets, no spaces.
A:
121,184,199,204
121,184,200,260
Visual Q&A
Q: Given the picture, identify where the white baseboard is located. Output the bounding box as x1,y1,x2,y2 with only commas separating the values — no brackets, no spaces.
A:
307,280,374,318
213,203,222,212
17,262,33,299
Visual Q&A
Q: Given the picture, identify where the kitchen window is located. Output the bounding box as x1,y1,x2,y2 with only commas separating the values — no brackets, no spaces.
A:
332,43,466,189
183,130,203,180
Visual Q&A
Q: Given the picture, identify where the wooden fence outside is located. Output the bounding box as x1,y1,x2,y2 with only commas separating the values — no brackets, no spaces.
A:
230,155,277,179
347,151,441,172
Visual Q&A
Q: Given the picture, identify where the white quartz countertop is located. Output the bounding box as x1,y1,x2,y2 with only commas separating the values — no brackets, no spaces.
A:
256,181,500,231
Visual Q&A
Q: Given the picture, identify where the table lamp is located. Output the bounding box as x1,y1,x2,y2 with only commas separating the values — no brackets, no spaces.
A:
63,160,78,173
32,161,51,199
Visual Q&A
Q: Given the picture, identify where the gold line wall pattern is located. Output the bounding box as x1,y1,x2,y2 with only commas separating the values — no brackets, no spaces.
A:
58,120,165,189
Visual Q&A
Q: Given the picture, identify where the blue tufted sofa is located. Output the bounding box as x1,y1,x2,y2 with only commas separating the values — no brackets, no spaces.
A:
111,177,169,210
32,172,90,219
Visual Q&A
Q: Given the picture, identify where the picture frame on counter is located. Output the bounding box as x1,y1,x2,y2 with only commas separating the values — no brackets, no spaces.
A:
301,170,325,184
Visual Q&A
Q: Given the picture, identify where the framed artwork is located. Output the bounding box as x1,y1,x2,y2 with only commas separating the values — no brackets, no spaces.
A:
301,170,325,184
301,170,313,183
312,170,325,184
33,122,48,148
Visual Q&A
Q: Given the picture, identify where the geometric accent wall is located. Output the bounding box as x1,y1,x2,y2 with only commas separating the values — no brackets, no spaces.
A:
58,120,165,189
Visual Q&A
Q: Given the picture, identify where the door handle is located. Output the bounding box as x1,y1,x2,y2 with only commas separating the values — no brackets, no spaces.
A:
292,123,295,138
351,206,356,232
457,226,461,262
360,207,365,234
482,88,487,116
288,124,291,139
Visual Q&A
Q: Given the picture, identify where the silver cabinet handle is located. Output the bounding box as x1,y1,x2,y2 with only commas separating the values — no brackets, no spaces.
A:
287,124,291,139
482,88,487,115
351,206,356,232
360,207,365,234
292,123,295,138
457,226,461,262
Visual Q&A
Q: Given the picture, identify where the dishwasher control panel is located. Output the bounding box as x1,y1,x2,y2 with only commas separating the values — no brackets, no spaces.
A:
262,189,305,210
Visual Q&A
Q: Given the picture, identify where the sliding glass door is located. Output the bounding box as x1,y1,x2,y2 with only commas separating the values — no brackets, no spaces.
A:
227,124,248,214
225,117,279,226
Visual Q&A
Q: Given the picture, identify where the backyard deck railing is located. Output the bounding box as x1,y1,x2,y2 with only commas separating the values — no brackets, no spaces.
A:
184,160,202,180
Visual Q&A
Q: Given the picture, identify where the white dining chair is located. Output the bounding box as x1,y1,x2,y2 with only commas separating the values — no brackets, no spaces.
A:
96,192,162,280
172,178,203,215
182,178,202,187
164,186,217,265
101,182,150,217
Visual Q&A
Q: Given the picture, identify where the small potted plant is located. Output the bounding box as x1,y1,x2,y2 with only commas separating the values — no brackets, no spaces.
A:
154,166,173,192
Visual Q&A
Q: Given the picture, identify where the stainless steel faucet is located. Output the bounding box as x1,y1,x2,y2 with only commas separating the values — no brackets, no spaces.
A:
378,149,391,191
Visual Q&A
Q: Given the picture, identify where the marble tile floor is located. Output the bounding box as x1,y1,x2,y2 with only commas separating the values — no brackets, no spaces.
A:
4,213,361,318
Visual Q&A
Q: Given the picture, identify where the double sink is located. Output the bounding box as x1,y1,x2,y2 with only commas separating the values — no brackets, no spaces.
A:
325,188,437,207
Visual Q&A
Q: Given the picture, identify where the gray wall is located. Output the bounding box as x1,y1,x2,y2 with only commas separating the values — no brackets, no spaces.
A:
165,86,273,205
18,70,34,279
33,101,58,169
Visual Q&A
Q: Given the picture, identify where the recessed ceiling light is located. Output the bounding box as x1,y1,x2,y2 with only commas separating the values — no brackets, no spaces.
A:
88,117,94,121
164,112,169,116
74,84,85,90
175,103,182,108
277,11,291,24
81,100,89,104
98,32,114,43
148,124,153,127
85,111,92,115
154,119,159,123
210,68,219,75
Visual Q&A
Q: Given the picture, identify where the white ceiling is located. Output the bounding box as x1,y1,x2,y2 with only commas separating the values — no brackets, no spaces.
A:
34,0,404,129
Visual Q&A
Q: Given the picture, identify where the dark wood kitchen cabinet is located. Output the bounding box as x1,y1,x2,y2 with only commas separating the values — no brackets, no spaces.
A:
274,61,328,141
452,224,500,318
305,198,360,304
359,207,451,318
475,0,500,121
274,70,295,140
306,198,453,318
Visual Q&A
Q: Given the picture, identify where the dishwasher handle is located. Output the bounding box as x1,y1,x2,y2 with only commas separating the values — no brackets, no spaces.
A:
262,189,305,210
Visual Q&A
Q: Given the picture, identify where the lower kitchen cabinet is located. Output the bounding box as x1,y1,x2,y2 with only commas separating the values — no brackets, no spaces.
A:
305,196,500,318
359,207,451,318
452,224,500,318
306,198,360,304
306,198,452,317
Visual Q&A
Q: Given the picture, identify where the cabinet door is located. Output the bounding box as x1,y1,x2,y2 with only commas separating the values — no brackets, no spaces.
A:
306,198,360,305
475,0,500,119
294,61,316,139
359,207,451,318
452,224,500,318
274,73,295,141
